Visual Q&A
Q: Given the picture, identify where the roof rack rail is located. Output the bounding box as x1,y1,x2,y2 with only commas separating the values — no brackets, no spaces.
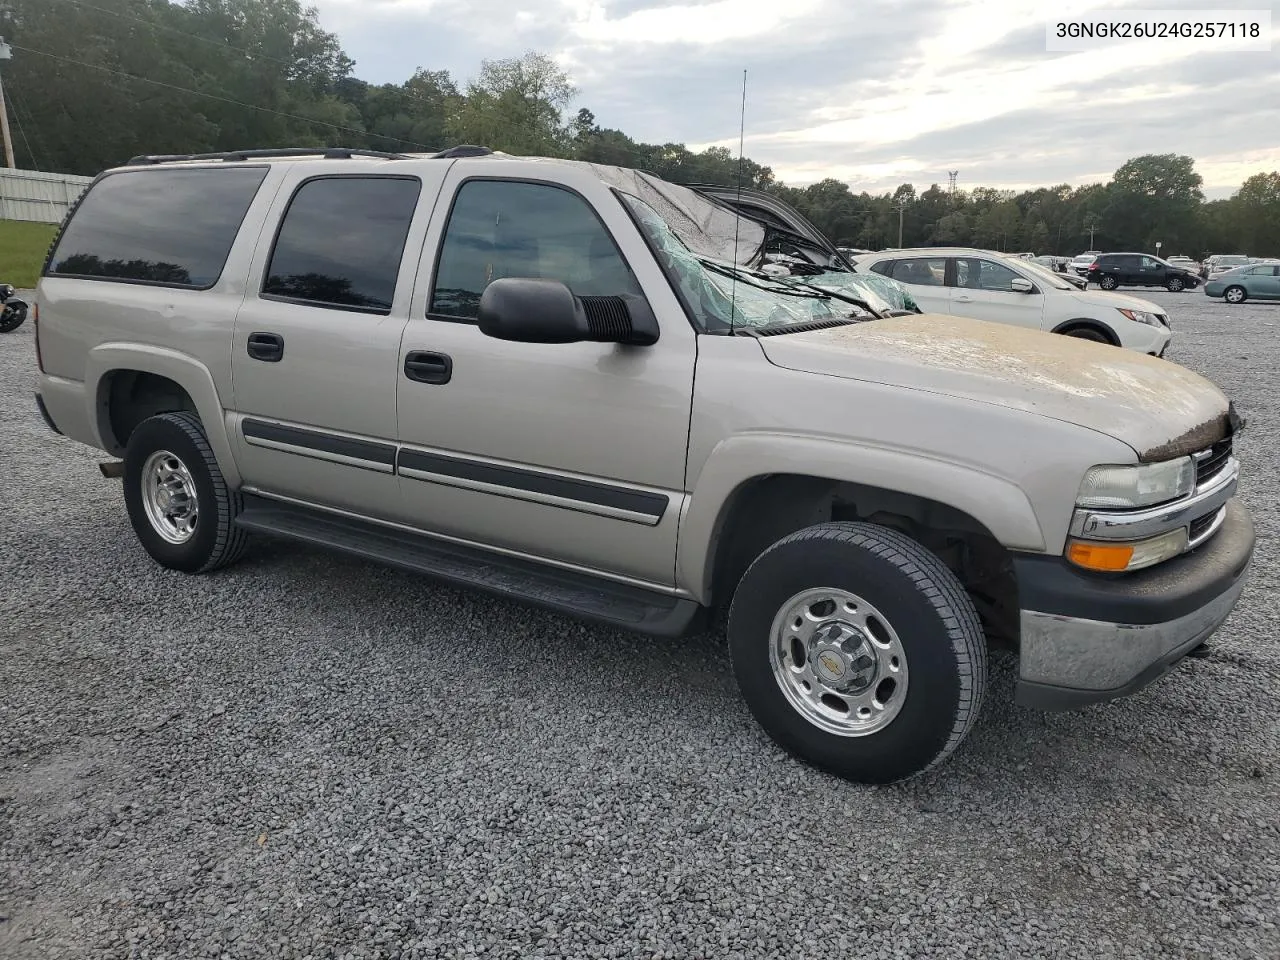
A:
430,145,493,158
125,147,409,166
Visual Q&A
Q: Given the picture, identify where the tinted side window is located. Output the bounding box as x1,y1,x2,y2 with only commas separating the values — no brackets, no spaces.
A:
430,180,642,320
263,176,422,314
1141,257,1160,269
957,258,1020,291
45,167,268,288
869,260,894,277
890,258,945,286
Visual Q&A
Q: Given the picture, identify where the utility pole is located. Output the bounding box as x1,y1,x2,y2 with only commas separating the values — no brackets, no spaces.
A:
0,38,13,169
894,200,907,247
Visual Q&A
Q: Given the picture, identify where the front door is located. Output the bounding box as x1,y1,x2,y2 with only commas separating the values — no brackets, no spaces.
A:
948,257,1045,330
1249,264,1280,299
394,169,697,586
229,170,439,518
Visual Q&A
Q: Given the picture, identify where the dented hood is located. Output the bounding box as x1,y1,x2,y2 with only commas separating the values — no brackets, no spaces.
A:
759,313,1233,461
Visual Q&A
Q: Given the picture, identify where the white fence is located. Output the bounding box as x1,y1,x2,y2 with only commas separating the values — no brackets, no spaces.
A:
0,168,93,224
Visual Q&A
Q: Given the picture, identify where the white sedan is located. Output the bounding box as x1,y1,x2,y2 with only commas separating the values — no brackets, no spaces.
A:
856,247,1172,355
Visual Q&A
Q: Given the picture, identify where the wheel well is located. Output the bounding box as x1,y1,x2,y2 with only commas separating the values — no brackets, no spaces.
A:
707,475,1021,651
99,371,199,454
1051,318,1119,345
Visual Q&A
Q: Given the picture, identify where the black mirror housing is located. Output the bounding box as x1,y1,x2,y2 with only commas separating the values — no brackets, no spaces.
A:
477,278,658,346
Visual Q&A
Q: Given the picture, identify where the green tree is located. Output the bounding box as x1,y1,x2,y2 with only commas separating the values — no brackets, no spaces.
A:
447,51,575,156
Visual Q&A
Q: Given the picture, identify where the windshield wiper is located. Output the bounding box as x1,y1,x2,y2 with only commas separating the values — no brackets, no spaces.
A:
698,259,833,300
731,316,857,337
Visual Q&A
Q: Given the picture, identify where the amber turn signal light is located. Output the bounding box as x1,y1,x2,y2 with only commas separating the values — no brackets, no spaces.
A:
1067,541,1134,572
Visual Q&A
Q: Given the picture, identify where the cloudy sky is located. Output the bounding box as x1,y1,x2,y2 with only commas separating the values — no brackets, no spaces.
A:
312,0,1280,198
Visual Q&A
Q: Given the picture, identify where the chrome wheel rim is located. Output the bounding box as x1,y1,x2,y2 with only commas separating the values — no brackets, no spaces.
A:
769,587,909,737
141,449,199,544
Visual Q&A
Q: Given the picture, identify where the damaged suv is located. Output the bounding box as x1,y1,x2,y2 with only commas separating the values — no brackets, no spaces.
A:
34,147,1253,783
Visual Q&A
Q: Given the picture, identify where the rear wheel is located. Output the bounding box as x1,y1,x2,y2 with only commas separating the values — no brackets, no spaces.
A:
1099,275,1119,290
0,299,26,333
1166,277,1185,292
1224,285,1247,304
728,522,987,784
123,412,250,573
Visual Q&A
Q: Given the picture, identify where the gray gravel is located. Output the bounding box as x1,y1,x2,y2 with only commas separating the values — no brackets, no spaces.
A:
2,289,1278,960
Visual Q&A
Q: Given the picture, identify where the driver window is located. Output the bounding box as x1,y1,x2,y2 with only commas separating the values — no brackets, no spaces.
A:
957,258,1020,292
1141,257,1159,269
430,179,643,320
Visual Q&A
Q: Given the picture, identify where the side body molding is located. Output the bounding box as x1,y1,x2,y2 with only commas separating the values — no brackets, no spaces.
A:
677,433,1047,604
85,343,242,487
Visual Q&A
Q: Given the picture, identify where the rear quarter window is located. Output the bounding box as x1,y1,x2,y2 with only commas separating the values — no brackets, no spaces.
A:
44,166,269,289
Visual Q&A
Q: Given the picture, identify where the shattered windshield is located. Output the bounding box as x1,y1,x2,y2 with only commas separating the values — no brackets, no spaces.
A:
793,271,918,313
620,192,876,332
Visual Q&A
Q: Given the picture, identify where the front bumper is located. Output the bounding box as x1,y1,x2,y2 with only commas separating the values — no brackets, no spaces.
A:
1012,499,1254,711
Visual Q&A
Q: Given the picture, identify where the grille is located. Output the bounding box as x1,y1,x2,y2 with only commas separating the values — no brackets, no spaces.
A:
1189,510,1219,542
1194,438,1232,487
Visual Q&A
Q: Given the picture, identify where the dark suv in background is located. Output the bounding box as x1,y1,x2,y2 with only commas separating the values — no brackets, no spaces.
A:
1087,253,1202,292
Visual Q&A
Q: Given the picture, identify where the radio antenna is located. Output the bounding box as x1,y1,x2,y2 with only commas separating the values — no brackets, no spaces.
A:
729,68,747,333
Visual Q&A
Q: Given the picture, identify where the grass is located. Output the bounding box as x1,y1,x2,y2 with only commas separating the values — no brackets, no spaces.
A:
0,219,58,289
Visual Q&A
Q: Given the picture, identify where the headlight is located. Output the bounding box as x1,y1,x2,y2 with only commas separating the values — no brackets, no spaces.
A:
1076,458,1195,509
1117,308,1164,327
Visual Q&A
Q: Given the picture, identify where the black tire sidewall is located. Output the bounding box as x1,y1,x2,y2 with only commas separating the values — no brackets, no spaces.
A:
1167,278,1183,292
1226,286,1246,303
729,533,968,783
123,416,224,573
1100,276,1118,289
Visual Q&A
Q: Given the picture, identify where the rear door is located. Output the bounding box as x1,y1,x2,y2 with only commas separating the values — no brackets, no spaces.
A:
885,256,951,314
228,166,444,519
948,256,1045,330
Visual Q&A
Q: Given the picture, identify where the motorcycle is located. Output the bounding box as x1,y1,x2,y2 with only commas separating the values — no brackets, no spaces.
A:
0,283,29,333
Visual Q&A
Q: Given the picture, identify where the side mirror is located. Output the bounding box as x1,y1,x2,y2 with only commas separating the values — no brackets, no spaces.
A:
477,278,658,346
1010,277,1035,293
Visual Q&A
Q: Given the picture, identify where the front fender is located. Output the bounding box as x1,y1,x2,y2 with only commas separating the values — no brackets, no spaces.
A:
677,433,1046,603
86,343,241,487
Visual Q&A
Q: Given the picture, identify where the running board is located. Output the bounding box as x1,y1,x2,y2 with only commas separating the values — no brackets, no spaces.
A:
234,495,705,638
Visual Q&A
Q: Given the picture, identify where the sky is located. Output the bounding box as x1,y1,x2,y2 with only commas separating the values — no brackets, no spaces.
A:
311,0,1280,199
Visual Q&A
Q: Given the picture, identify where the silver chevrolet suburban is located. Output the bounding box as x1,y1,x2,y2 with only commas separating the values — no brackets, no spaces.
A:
32,146,1254,784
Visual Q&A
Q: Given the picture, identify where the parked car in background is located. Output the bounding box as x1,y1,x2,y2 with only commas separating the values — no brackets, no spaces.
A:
1203,255,1250,279
1166,255,1200,274
1025,260,1086,289
1070,251,1101,276
858,247,1171,354
1087,253,1202,292
1204,263,1280,303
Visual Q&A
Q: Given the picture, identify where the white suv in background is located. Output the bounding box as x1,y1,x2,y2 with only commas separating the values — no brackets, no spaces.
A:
855,248,1171,355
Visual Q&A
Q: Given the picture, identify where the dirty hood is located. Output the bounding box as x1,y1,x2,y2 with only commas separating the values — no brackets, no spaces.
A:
759,313,1234,460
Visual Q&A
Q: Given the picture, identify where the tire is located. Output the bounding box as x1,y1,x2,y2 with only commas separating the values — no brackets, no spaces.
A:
1099,275,1118,290
1166,277,1184,293
727,521,987,784
122,412,250,574
0,300,26,333
1224,285,1247,304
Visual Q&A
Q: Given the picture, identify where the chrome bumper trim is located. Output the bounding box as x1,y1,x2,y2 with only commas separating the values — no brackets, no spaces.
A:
1068,457,1238,542
1018,574,1247,694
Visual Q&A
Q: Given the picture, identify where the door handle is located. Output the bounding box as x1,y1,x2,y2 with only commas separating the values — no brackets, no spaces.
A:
953,295,973,303
247,332,284,362
404,350,452,385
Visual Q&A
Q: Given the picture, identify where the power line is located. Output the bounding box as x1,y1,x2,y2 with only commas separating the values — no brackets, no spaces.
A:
10,43,434,150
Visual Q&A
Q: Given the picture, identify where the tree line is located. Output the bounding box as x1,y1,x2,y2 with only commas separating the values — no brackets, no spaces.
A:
3,0,1277,258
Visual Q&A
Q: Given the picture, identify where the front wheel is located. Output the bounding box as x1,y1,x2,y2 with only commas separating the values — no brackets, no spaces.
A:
728,522,987,784
1099,275,1118,290
0,299,27,333
1224,285,1247,304
123,412,250,573
1166,277,1184,292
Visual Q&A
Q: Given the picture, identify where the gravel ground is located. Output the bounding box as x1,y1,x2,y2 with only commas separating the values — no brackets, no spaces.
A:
2,289,1278,960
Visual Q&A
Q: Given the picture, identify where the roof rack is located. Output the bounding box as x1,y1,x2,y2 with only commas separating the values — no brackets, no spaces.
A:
430,145,493,158
125,147,409,166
